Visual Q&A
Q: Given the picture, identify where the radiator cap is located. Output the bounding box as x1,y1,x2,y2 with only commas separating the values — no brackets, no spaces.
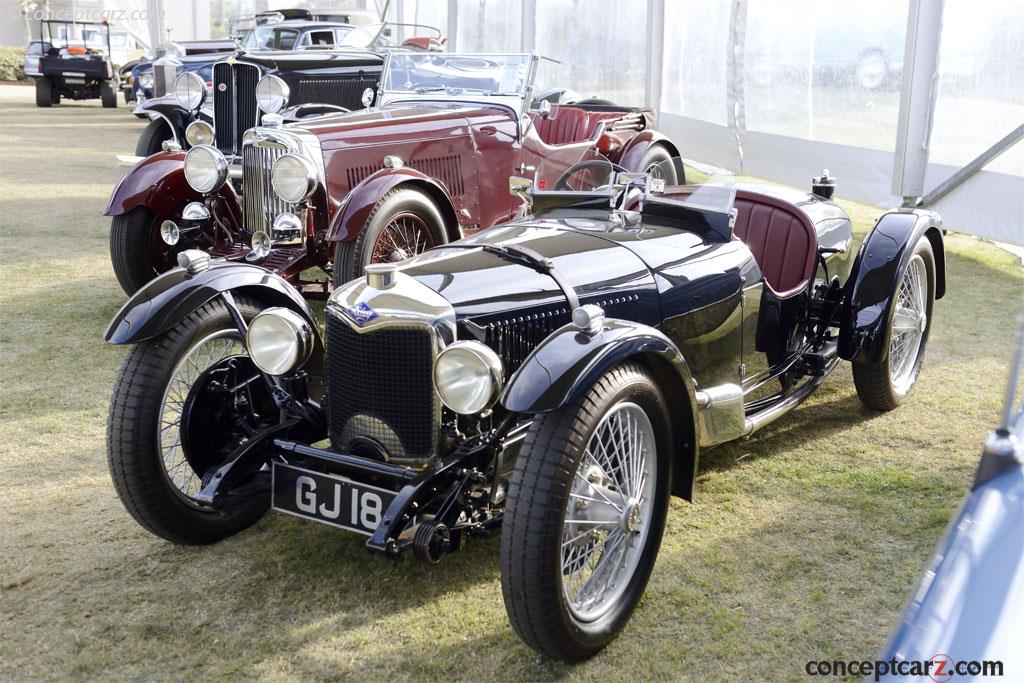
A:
365,263,398,289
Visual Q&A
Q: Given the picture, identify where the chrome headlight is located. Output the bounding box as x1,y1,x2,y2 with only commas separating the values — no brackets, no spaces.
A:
361,87,375,108
256,74,289,114
183,145,228,194
246,307,314,376
184,119,214,147
138,70,154,89
433,341,504,415
271,154,317,203
174,71,206,110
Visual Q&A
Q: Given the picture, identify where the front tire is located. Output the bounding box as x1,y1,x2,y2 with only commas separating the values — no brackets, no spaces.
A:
35,77,53,107
500,362,672,661
109,206,184,295
135,118,172,157
108,296,276,545
331,187,446,288
853,237,936,411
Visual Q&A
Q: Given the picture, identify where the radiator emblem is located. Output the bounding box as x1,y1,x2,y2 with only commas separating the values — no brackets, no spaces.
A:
347,302,378,326
217,83,227,92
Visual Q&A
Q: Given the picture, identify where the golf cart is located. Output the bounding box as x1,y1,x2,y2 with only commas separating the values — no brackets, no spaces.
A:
33,19,118,108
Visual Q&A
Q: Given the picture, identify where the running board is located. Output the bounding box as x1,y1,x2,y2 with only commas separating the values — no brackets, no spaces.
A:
743,359,838,436
695,358,838,446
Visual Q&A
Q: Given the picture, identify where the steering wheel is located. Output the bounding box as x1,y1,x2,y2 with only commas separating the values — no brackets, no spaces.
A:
554,159,628,191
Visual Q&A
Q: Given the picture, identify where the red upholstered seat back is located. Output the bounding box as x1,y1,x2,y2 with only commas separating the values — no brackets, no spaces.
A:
530,108,623,146
733,190,818,298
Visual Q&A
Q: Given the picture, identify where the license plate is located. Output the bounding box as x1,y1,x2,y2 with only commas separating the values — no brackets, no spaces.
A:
271,462,395,535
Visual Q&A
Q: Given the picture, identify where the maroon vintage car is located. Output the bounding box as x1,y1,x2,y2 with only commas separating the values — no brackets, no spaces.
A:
105,53,682,295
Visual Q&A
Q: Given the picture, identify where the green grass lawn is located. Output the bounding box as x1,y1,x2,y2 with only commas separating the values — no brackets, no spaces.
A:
1,83,1022,681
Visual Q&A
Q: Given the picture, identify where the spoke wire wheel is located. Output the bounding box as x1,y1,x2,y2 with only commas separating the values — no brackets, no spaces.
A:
500,362,671,661
157,329,246,506
369,211,434,264
561,401,656,622
852,237,935,411
888,254,928,394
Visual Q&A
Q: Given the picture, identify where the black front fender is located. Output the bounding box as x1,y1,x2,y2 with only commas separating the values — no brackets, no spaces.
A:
132,95,212,144
500,319,696,414
500,318,700,498
838,208,945,363
104,261,319,346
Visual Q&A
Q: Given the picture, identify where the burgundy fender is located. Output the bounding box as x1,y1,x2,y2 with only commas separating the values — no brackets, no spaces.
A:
616,130,683,175
326,167,460,243
104,151,241,226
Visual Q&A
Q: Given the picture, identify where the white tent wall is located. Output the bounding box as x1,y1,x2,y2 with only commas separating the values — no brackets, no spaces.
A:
21,0,1010,240
412,0,1020,244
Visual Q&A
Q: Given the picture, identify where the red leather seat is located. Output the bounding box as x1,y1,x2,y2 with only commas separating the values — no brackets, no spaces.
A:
733,190,817,298
530,108,622,146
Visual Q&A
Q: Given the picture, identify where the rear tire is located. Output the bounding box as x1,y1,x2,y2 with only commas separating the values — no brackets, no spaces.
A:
35,77,52,107
108,296,273,545
500,362,672,661
101,82,117,108
331,187,447,288
135,118,172,157
853,237,935,411
110,206,167,295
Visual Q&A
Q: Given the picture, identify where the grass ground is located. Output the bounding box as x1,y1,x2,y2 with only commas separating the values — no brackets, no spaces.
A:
1,82,1022,681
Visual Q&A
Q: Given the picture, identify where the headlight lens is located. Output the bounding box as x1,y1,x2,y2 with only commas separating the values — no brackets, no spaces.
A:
433,341,504,415
138,70,154,88
271,154,317,203
184,119,214,147
174,71,206,110
246,307,313,376
255,74,289,113
183,145,228,194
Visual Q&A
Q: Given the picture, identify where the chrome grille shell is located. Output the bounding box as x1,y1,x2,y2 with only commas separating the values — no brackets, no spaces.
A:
240,126,324,236
212,59,260,156
325,271,456,464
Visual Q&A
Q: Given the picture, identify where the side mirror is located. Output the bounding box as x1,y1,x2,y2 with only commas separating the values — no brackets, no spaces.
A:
509,175,533,198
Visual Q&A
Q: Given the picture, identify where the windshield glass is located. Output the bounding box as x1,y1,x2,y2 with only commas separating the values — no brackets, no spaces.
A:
644,159,736,215
381,53,532,97
241,27,299,50
526,156,736,225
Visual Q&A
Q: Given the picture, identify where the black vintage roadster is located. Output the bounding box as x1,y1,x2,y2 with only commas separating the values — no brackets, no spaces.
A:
104,157,944,661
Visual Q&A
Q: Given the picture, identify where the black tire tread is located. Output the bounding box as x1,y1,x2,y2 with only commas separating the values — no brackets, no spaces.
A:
135,118,171,157
331,187,446,289
109,206,157,296
500,362,665,662
852,238,935,411
35,78,52,108
107,296,268,545
101,82,116,108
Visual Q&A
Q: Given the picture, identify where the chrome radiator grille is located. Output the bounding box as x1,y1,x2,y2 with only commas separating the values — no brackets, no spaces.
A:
213,62,260,155
242,143,293,234
292,75,379,109
326,313,439,461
